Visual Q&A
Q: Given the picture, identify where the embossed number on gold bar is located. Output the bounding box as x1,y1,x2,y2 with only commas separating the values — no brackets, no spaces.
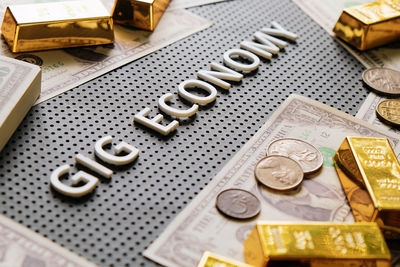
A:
334,137,400,236
1,0,114,53
333,0,400,51
244,222,390,267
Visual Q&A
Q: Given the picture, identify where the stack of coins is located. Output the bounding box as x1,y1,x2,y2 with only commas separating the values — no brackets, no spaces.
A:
215,138,323,220
362,67,400,128
255,138,323,190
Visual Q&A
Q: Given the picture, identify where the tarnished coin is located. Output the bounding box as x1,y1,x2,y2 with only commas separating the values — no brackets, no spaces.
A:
255,155,303,191
362,67,400,95
376,99,400,127
216,189,261,220
267,138,323,174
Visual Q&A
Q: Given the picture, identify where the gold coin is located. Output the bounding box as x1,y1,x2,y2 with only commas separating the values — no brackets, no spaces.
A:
376,99,400,127
254,155,304,191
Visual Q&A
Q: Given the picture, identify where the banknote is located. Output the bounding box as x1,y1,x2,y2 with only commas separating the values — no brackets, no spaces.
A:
292,0,400,71
144,94,400,267
0,0,212,104
168,0,227,10
0,213,97,266
356,92,400,132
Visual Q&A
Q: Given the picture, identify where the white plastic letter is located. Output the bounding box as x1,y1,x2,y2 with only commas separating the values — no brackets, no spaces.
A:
133,107,179,135
253,32,281,53
240,41,273,59
95,136,139,165
178,80,217,105
261,21,298,41
158,93,198,117
197,62,243,90
75,154,113,178
50,165,99,198
223,49,260,72
256,31,287,49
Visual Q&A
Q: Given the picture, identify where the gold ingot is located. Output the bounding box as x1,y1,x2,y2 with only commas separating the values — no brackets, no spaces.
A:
1,0,114,53
333,0,400,51
197,251,254,267
112,0,171,31
244,221,391,267
333,136,400,237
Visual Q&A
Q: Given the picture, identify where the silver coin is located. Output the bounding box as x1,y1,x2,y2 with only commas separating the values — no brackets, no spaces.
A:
267,138,323,174
216,189,261,220
362,67,400,95
254,155,304,191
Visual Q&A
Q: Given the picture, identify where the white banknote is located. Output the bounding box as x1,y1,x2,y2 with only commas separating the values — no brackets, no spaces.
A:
0,0,212,104
0,213,97,266
292,0,400,71
356,92,400,132
144,94,400,267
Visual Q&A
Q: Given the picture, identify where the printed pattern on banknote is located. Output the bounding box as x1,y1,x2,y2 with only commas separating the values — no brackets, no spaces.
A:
0,214,97,266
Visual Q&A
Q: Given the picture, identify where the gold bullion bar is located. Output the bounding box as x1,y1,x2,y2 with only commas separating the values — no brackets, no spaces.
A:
333,0,400,51
1,0,114,53
243,221,391,267
112,0,171,31
334,137,400,232
197,251,254,267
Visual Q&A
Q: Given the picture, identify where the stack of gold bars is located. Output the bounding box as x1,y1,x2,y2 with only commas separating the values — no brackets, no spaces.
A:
197,137,400,267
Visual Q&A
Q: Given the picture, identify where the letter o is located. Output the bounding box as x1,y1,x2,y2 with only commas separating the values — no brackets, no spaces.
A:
223,49,260,72
178,80,217,105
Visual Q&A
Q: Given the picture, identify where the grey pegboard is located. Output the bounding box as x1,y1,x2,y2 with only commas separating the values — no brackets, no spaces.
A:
0,0,373,266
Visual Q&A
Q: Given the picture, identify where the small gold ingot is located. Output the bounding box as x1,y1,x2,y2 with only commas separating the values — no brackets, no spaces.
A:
112,0,171,31
243,221,391,267
1,0,114,53
197,251,253,267
333,136,400,237
333,0,400,50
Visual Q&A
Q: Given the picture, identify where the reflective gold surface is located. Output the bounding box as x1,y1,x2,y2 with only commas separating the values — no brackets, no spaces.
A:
112,0,171,31
244,222,391,267
333,0,400,50
334,136,400,237
197,251,253,267
1,0,114,53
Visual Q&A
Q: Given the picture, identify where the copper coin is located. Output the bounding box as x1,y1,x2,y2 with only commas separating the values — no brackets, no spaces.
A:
267,138,323,174
254,155,303,191
362,67,400,95
216,189,261,220
376,99,400,127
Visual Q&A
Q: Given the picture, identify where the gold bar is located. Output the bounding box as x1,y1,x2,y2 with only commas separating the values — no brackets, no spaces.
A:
197,251,253,267
112,0,171,31
333,137,400,237
244,222,391,267
333,0,400,51
1,0,114,53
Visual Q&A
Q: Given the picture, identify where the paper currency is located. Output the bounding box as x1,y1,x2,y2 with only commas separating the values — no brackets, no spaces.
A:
292,0,400,71
356,92,400,133
0,0,212,104
0,213,97,266
144,94,400,267
168,0,227,10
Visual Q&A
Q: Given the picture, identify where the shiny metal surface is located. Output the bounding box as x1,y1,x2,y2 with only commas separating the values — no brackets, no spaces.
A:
1,0,114,53
333,0,400,50
112,0,171,31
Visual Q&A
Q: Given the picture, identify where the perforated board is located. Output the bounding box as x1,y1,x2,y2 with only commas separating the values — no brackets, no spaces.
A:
0,0,389,266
